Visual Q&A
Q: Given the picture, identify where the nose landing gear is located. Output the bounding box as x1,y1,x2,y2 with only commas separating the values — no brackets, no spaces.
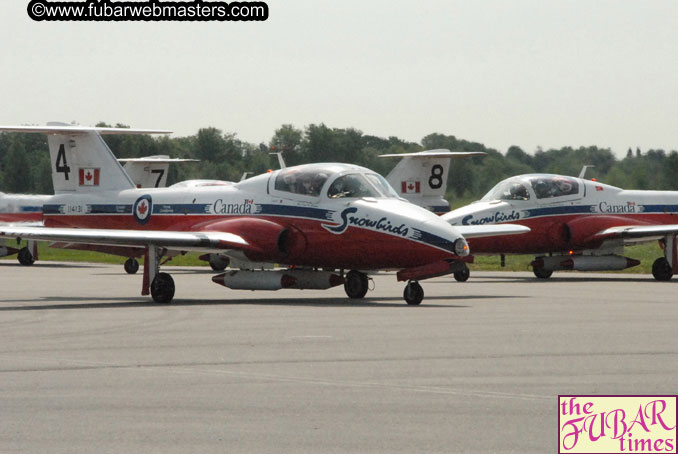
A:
403,281,424,305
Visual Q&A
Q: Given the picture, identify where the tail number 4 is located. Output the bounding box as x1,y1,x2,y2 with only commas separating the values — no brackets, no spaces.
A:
56,144,71,180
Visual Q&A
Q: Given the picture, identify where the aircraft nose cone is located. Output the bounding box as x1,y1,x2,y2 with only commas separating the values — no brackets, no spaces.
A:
372,199,470,257
418,215,470,256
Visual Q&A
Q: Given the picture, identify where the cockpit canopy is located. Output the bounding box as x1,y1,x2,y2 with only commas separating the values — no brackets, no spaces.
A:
273,164,399,199
481,175,580,202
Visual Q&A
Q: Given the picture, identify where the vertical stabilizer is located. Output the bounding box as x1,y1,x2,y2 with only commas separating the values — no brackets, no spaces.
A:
381,149,486,214
119,156,198,188
0,123,171,194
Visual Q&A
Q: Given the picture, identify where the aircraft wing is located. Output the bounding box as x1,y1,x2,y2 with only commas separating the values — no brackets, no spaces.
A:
595,224,678,242
0,226,250,252
455,223,530,239
0,221,44,228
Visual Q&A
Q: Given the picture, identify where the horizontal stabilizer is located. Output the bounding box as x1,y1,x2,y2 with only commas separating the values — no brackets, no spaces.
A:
118,156,199,163
380,149,487,159
0,125,171,135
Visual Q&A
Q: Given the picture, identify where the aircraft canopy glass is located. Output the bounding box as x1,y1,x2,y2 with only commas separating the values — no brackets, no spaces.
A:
274,165,399,199
481,180,531,201
528,175,579,199
481,175,580,202
274,167,331,197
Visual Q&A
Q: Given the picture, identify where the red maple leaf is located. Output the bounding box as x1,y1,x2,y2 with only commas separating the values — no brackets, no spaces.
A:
408,183,414,191
85,171,92,181
138,201,148,215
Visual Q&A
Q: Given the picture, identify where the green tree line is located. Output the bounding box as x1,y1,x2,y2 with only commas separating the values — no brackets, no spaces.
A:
1,122,677,202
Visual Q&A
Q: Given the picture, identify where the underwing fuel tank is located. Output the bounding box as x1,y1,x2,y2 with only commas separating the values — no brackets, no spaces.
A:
212,269,344,291
0,245,19,257
531,255,641,272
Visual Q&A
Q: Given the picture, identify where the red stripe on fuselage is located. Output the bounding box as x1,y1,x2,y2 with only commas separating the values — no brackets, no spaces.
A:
44,213,453,269
0,213,43,223
467,213,676,254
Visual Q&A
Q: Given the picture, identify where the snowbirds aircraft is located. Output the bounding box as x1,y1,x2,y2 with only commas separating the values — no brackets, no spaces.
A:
0,124,527,305
443,173,678,281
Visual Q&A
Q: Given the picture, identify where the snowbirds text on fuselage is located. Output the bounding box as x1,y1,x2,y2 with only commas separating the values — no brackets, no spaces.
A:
443,173,678,281
0,124,479,305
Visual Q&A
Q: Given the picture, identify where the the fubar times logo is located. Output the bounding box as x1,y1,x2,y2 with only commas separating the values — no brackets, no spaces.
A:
559,396,677,453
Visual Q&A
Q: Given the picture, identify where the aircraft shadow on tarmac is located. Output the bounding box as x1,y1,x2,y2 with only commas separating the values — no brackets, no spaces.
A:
0,295,526,311
470,275,658,283
0,262,106,269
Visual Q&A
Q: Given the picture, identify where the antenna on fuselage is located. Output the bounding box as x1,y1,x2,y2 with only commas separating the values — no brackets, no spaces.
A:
578,165,595,179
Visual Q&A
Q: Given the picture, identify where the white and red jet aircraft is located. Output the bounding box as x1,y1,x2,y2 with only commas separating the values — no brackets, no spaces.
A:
0,124,527,305
443,173,678,281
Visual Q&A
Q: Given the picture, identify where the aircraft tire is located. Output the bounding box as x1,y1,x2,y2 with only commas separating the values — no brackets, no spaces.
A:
652,257,673,281
344,270,368,299
151,272,175,304
124,257,139,274
453,264,470,282
403,281,424,305
17,247,35,266
533,266,553,279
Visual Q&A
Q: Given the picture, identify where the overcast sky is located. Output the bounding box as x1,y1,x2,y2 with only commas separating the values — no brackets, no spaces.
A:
1,0,677,156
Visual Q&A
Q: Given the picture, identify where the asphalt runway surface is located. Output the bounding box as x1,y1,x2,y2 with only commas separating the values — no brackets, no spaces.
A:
1,261,676,453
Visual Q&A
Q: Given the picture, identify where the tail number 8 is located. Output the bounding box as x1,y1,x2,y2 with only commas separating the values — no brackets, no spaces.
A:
428,164,443,189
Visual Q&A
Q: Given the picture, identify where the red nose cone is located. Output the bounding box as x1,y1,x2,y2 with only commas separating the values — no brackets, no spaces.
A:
212,273,226,286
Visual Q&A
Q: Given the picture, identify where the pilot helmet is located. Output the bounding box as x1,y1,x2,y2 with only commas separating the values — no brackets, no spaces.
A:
555,178,573,193
510,183,524,196
534,180,549,196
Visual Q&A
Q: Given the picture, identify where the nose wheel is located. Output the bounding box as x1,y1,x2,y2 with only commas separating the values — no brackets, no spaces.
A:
403,281,424,305
453,264,470,282
344,270,369,299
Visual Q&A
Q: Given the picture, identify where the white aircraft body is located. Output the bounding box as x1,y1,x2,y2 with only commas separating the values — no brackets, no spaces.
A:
443,173,678,281
0,123,526,305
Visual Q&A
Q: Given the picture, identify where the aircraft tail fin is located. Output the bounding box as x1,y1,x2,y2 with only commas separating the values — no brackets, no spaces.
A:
381,149,486,214
118,155,198,188
0,123,171,194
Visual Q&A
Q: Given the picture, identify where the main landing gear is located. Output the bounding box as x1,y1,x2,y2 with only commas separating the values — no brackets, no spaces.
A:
143,245,175,304
652,236,677,281
17,247,35,266
532,266,553,279
151,272,175,304
343,269,424,305
652,257,673,281
344,270,369,299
